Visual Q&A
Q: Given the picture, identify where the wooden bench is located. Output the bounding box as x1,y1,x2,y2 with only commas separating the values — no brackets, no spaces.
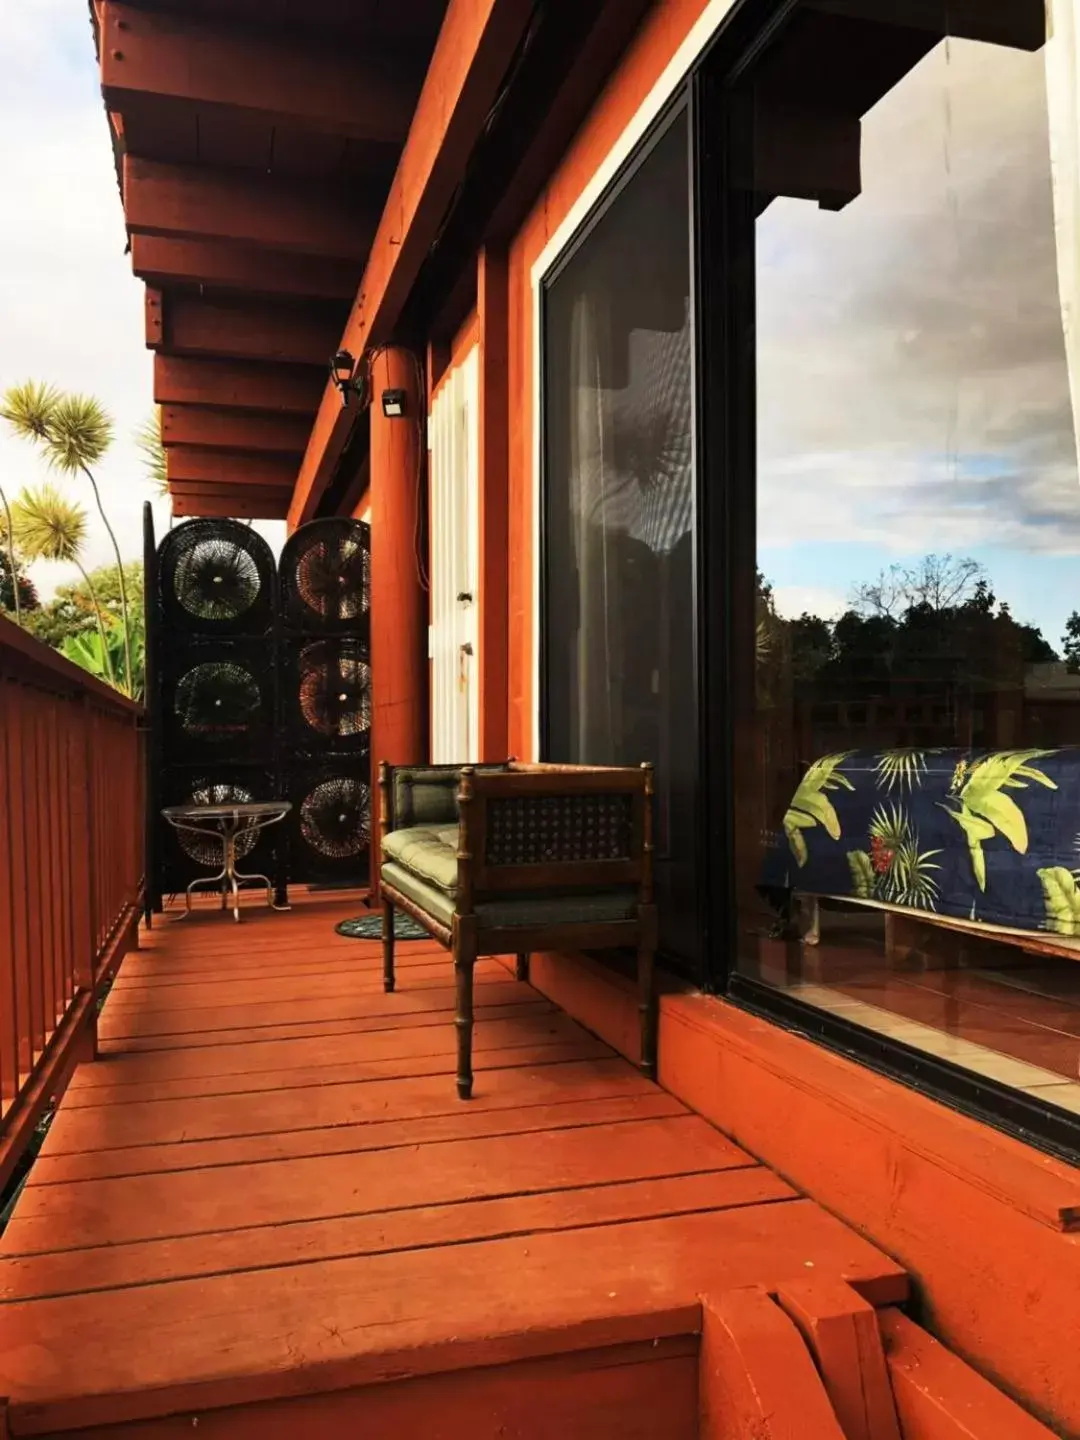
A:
378,760,658,1099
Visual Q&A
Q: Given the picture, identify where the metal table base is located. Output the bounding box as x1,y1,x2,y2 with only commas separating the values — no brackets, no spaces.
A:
163,802,292,924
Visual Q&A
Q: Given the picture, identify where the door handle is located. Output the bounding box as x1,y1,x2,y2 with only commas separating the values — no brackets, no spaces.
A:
457,591,474,604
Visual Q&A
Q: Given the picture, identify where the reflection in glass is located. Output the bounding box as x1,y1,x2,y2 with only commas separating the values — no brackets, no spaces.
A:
543,116,698,967
735,2,1080,1117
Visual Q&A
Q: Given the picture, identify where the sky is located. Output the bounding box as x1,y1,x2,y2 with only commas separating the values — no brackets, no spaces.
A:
0,2,284,600
756,35,1080,651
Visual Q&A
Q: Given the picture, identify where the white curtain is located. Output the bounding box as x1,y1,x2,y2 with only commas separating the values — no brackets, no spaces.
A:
568,291,617,758
1047,0,1080,480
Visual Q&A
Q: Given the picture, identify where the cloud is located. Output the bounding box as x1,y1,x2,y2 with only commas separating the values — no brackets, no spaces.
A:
756,38,1080,564
0,6,284,598
772,584,849,621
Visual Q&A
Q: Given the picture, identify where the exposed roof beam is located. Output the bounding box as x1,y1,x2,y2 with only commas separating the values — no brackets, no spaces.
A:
161,294,343,366
166,447,300,489
171,486,292,520
123,157,375,262
99,1,422,144
131,237,357,301
288,0,538,526
154,355,325,414
161,406,310,455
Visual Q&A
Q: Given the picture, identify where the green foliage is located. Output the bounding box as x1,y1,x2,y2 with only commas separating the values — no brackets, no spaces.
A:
23,564,142,648
1064,611,1080,674
61,610,145,700
42,393,114,474
2,386,115,475
135,410,168,496
11,484,88,562
0,380,62,442
0,548,38,614
2,379,135,695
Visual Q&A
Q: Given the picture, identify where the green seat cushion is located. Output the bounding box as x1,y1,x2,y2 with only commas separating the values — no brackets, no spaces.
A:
382,862,456,929
381,861,639,933
382,824,459,894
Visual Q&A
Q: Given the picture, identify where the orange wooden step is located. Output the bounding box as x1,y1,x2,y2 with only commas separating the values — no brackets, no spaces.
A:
0,1201,905,1433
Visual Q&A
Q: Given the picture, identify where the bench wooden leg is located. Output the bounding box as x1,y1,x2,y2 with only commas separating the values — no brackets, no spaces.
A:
454,936,476,1100
515,952,530,983
382,897,396,994
637,940,657,1082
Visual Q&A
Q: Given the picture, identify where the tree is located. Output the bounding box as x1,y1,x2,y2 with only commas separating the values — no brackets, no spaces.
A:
135,410,168,496
852,554,985,618
11,484,117,687
787,612,834,682
60,606,145,700
1,382,133,696
31,563,143,644
0,485,22,623
0,545,38,615
1064,612,1080,674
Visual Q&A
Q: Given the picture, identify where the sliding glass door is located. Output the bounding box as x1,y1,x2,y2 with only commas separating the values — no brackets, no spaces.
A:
697,0,1080,1152
541,111,701,973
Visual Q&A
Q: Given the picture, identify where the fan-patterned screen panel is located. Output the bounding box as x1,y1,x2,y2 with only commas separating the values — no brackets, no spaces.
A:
280,519,371,635
284,638,372,752
286,766,372,883
279,519,372,886
152,517,372,897
158,519,276,637
163,641,277,762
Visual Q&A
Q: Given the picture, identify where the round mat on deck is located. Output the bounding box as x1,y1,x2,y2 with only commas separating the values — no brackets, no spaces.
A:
335,913,429,941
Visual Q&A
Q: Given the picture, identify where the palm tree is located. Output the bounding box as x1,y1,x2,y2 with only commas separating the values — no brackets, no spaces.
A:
12,484,118,688
0,487,21,624
1,383,132,697
135,409,168,498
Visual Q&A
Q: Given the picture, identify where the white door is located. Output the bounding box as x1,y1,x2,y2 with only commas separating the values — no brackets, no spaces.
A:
429,346,480,763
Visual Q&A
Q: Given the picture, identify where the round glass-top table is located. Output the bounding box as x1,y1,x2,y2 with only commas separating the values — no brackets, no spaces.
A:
162,801,291,923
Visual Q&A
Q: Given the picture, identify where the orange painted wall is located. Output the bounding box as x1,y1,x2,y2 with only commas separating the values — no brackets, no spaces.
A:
506,0,712,758
516,950,1080,1437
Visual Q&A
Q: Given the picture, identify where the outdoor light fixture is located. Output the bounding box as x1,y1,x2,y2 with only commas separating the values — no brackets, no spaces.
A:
330,349,364,407
381,388,407,419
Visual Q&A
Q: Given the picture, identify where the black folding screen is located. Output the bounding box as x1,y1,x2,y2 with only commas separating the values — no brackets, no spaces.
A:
143,507,372,914
279,520,373,889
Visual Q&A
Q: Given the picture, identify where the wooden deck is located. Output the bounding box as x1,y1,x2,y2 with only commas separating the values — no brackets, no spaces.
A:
0,893,908,1438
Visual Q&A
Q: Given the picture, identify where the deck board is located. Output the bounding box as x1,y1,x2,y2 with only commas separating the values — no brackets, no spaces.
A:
0,893,907,1436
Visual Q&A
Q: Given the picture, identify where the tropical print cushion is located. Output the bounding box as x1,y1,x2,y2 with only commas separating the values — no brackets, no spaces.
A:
760,748,1080,937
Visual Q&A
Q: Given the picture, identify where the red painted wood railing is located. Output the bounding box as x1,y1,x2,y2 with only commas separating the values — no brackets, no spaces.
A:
0,615,144,1194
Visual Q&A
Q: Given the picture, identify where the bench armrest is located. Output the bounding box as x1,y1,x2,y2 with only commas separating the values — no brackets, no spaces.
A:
456,762,654,913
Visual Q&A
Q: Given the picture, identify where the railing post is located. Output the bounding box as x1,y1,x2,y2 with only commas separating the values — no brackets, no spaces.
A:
69,692,99,1062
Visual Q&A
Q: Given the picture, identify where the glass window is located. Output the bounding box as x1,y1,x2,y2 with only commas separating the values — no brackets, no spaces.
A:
542,114,699,968
733,1,1080,1116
